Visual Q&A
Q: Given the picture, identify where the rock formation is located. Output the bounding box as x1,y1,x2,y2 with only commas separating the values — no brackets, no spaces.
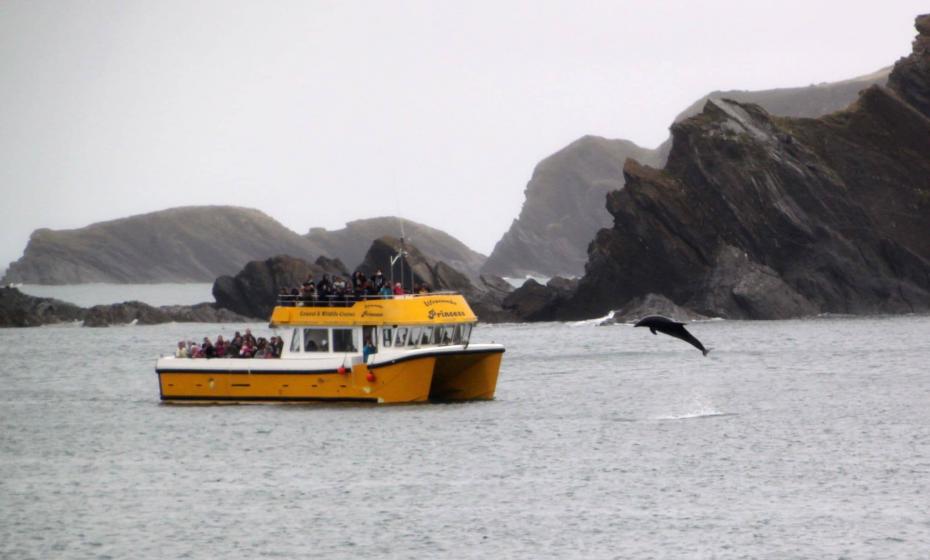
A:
500,277,577,322
357,237,515,322
212,255,350,320
673,67,890,123
483,69,891,280
0,287,84,327
599,294,709,325
305,217,487,281
483,137,662,279
0,287,248,327
3,206,319,284
81,301,248,327
554,14,930,320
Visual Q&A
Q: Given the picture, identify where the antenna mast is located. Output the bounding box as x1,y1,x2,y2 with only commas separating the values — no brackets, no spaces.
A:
389,217,408,293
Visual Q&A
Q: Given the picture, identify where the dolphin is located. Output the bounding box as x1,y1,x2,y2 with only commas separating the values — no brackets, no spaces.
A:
634,315,709,356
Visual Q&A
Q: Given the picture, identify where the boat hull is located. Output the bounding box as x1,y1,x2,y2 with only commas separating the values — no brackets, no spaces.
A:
157,346,504,404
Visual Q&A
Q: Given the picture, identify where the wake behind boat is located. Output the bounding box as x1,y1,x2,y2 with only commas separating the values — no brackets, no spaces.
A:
155,291,504,404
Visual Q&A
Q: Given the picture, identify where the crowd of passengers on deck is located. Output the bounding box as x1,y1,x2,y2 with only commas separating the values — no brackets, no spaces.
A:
278,268,432,306
175,328,283,359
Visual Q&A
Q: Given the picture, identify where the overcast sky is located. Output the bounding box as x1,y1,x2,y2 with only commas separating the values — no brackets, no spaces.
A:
1,1,926,273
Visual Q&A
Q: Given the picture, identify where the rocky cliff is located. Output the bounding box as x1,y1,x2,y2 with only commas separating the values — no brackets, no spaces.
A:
0,287,248,327
3,206,318,284
483,69,891,280
673,67,890,123
482,137,662,278
211,239,516,323
357,237,514,322
553,14,930,320
212,255,350,320
306,217,487,281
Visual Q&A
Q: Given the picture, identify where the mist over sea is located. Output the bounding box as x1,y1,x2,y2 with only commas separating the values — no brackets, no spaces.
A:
2,285,929,558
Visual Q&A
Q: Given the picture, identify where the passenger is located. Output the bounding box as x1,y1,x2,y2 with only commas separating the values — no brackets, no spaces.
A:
332,276,348,304
214,335,227,357
352,271,367,293
244,329,257,347
267,336,278,358
239,339,255,358
191,343,204,359
393,282,404,295
362,337,376,362
202,337,216,359
175,341,189,358
228,332,243,357
378,283,393,299
305,282,319,304
372,268,385,291
317,274,333,304
273,335,284,357
417,282,431,294
355,278,370,300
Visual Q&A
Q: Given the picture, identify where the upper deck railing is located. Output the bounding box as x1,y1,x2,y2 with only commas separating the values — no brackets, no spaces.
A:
276,291,460,308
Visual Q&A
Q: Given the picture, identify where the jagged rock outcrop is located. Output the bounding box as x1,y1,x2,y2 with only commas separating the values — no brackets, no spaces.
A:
602,294,709,325
82,301,249,327
212,255,350,320
483,68,892,280
0,287,84,327
306,217,487,281
358,237,515,322
483,137,662,278
555,14,930,320
3,206,319,284
673,67,890,123
0,287,249,327
888,15,930,118
500,277,577,322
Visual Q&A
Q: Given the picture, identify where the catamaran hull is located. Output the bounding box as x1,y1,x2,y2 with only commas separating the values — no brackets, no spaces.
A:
156,347,504,404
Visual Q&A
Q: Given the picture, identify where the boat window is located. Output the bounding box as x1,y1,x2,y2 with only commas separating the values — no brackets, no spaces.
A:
421,326,433,346
395,327,408,346
462,324,473,345
303,328,328,352
382,327,393,348
439,325,454,345
452,324,463,344
333,328,357,353
363,326,376,349
407,327,421,347
290,329,302,352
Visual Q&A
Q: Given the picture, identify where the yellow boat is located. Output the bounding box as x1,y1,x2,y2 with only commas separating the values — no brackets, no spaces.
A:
155,292,504,403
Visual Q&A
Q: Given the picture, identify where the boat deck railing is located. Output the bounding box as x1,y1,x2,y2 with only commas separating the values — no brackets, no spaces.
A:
277,291,459,308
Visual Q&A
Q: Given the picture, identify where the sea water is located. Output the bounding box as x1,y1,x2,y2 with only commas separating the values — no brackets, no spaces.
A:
1,310,929,558
17,283,215,308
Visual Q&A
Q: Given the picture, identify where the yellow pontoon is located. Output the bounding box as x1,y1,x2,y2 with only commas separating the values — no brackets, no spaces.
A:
155,293,504,403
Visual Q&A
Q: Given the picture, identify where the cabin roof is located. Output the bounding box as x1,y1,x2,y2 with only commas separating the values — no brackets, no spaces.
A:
269,292,477,327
